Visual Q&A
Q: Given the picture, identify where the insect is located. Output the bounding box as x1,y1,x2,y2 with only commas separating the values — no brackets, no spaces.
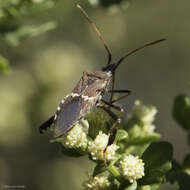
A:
39,4,166,145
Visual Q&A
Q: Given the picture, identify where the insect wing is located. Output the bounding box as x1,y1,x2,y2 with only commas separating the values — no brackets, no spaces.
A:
54,96,82,137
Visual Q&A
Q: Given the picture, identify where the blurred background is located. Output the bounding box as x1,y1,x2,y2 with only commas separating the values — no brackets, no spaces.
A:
0,0,189,189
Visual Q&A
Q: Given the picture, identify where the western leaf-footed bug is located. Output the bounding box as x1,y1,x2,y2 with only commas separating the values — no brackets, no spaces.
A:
39,4,166,145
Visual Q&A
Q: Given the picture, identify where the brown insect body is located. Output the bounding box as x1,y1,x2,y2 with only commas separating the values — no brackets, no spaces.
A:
53,71,111,137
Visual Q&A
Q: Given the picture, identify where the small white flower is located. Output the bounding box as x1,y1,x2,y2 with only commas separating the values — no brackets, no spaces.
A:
132,100,157,126
83,173,110,190
61,119,89,149
104,144,119,161
119,154,145,183
88,131,119,161
88,131,109,160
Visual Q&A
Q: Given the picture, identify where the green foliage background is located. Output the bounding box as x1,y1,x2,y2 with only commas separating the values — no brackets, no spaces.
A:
0,0,190,189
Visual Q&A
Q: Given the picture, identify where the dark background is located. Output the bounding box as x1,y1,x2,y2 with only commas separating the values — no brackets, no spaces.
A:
0,0,189,189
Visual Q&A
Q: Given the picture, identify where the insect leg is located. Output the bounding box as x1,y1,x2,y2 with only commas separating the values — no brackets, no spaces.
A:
98,105,121,164
97,105,120,146
39,115,55,134
101,99,124,112
108,89,132,103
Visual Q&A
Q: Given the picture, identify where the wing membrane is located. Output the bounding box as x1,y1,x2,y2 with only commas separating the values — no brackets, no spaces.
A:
54,96,82,137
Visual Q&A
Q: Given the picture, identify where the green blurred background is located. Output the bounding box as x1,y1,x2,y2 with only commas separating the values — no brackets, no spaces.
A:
0,0,189,189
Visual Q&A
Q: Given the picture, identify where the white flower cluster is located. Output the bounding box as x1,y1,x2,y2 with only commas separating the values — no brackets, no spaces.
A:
61,119,89,149
88,131,119,161
132,100,157,134
119,154,145,183
83,174,110,190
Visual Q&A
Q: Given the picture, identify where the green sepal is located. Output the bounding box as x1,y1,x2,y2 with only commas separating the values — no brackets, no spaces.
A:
139,141,173,185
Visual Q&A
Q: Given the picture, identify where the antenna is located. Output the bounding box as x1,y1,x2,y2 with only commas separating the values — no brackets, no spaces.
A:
113,38,166,71
77,4,112,65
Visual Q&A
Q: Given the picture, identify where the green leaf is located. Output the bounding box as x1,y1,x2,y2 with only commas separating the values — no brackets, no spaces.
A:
183,154,190,175
93,163,107,176
139,141,173,185
4,22,56,46
168,171,190,190
118,181,137,190
124,134,160,146
184,154,190,169
137,184,160,190
115,129,128,142
173,95,190,130
125,181,137,190
0,55,10,73
61,146,86,157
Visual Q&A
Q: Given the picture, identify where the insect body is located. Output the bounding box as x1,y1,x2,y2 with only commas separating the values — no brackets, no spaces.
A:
39,67,118,137
39,5,166,141
53,71,111,137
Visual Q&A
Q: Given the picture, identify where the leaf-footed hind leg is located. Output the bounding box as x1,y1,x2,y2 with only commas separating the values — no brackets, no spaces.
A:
97,105,121,164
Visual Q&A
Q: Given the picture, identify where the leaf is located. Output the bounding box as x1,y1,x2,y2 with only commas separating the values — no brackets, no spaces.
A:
118,181,137,190
137,184,160,190
124,134,160,146
0,55,10,73
115,129,128,142
139,141,173,185
173,95,190,130
167,171,190,190
184,154,190,169
4,22,56,46
183,154,190,176
93,163,107,176
60,145,87,157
